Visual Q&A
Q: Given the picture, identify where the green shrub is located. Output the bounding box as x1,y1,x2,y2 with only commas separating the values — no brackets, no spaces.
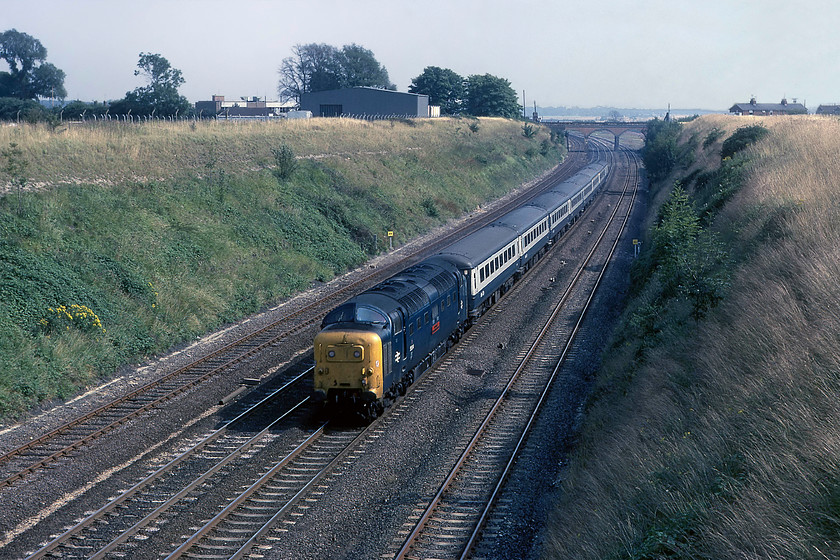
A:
650,185,730,320
642,119,692,182
720,125,768,160
271,143,297,182
421,197,439,217
702,127,724,148
522,122,537,138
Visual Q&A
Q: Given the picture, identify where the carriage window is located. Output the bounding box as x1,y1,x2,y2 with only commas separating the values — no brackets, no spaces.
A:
409,323,414,335
424,312,430,324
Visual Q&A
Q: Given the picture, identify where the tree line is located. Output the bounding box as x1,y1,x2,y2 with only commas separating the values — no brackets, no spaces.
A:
278,43,521,118
0,29,523,122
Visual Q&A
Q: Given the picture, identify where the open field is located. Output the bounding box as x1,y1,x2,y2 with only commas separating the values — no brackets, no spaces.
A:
0,117,563,419
542,115,840,559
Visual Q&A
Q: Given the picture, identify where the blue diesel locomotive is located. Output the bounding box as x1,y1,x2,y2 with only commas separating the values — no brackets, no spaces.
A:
313,159,610,419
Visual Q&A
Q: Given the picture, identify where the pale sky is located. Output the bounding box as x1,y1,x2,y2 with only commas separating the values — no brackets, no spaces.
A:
4,0,838,111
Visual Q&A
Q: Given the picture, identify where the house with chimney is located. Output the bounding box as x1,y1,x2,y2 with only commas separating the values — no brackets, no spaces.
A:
729,97,807,115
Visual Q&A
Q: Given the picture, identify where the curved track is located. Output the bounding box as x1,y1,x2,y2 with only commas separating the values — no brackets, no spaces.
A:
0,142,590,490
16,140,623,560
393,145,640,559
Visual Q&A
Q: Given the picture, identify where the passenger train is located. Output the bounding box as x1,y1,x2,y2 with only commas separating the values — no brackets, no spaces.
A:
312,158,610,419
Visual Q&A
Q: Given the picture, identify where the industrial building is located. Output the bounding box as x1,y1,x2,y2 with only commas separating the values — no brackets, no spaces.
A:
299,87,431,118
195,96,295,118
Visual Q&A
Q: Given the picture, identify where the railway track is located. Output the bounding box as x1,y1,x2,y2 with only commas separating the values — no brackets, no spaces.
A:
15,141,633,560
146,142,627,560
392,146,640,559
23,371,313,559
0,143,590,491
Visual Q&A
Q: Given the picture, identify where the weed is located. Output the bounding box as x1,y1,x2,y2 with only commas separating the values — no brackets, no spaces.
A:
1,141,28,215
421,197,440,218
522,122,537,138
271,143,297,182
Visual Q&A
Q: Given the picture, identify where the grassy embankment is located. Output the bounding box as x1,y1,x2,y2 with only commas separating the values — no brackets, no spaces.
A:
542,115,840,559
0,117,564,419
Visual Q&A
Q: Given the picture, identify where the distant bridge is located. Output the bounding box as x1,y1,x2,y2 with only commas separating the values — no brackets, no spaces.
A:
544,120,649,149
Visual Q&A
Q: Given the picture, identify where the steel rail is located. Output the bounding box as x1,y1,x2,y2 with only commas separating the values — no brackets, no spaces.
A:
395,145,637,559
150,142,612,560
163,420,379,560
24,370,312,560
0,143,589,489
460,148,640,558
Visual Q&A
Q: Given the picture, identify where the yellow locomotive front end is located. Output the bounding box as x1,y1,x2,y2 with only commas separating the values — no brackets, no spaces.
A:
313,330,384,406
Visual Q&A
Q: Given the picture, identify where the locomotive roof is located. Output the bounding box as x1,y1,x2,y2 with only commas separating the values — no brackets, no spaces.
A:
354,259,460,317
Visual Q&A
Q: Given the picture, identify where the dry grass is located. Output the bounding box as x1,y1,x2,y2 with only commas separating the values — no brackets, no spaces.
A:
0,117,523,193
543,115,840,559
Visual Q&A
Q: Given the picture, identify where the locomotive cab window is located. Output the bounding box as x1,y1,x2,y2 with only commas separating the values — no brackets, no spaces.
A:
355,306,387,326
323,304,355,325
389,312,403,333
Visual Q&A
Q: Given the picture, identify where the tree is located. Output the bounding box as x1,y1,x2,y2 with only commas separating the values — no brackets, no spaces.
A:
651,185,729,320
338,44,394,90
409,66,464,115
0,29,66,100
464,74,520,118
277,43,393,102
642,118,691,182
110,53,190,117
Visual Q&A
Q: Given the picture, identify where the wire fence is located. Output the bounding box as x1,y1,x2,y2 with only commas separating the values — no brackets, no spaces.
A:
57,112,425,125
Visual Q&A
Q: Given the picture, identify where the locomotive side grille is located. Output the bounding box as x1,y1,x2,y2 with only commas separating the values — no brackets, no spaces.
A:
428,272,453,294
397,288,428,315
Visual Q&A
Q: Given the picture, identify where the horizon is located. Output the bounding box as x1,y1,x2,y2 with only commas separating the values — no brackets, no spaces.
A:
6,0,839,111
